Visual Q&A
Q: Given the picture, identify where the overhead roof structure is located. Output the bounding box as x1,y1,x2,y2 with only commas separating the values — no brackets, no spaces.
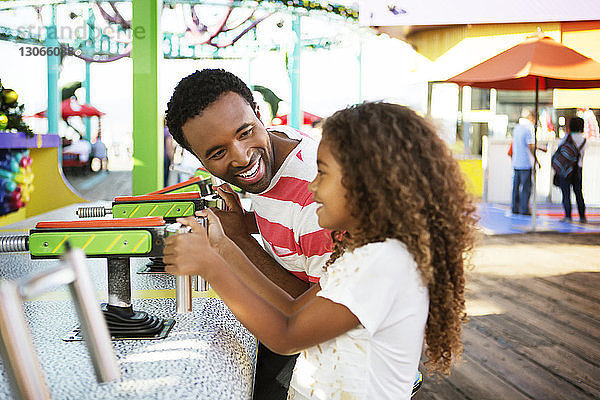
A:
0,0,359,61
360,0,600,61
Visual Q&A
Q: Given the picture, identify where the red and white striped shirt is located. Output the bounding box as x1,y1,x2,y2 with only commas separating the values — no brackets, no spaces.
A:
249,126,332,283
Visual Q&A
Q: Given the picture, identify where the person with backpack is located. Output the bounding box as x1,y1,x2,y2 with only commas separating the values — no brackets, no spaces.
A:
556,117,587,223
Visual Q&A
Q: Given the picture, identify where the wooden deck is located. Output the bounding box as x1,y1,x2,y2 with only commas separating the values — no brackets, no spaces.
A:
55,171,600,399
416,233,600,400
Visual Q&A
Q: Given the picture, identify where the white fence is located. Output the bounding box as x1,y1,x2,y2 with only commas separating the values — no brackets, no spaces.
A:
483,137,600,206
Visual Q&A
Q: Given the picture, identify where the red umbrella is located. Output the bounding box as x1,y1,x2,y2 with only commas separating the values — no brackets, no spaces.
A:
447,35,600,90
446,34,600,230
274,111,322,126
34,98,105,119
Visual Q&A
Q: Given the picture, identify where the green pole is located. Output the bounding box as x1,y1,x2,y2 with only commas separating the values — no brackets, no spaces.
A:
46,5,60,136
289,15,301,130
132,0,162,194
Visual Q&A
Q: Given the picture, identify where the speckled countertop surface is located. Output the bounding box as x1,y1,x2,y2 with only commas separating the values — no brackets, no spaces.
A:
0,203,257,399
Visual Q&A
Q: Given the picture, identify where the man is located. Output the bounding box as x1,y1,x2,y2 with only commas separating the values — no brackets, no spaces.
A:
558,117,587,223
165,68,332,399
510,109,540,215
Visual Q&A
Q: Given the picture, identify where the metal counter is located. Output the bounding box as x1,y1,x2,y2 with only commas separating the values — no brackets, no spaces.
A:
0,202,256,399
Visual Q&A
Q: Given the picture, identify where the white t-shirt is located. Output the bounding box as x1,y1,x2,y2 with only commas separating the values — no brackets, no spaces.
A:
512,118,535,170
249,126,332,282
288,239,429,400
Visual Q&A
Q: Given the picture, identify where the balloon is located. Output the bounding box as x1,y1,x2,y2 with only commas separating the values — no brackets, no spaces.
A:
15,168,33,185
19,155,32,168
1,89,18,104
0,178,16,193
7,198,24,209
20,183,33,203
0,204,14,216
0,169,14,180
7,188,21,203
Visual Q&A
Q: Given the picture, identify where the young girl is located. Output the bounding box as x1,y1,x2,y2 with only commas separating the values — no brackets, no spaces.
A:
163,102,477,399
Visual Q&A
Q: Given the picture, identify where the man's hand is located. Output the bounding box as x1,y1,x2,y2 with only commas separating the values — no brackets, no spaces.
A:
163,214,223,277
215,183,244,210
212,184,256,241
194,208,235,255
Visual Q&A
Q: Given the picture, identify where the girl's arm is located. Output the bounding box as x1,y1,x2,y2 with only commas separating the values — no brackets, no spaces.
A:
210,264,360,355
163,211,310,314
163,212,360,354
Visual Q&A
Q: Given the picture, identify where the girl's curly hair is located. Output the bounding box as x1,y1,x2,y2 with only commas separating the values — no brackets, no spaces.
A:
321,102,477,376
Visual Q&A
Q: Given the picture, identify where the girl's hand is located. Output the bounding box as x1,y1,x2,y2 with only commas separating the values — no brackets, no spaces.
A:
163,215,221,276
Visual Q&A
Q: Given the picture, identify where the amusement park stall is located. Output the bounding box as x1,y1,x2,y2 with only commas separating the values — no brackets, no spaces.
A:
0,1,363,399
0,80,86,227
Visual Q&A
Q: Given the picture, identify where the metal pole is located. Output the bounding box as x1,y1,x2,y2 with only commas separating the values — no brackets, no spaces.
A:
532,77,539,232
357,36,362,103
167,223,193,313
107,258,131,307
46,4,60,137
426,82,433,119
66,248,120,383
0,280,51,400
84,6,94,142
0,247,120,399
192,216,209,293
289,14,301,130
175,275,192,313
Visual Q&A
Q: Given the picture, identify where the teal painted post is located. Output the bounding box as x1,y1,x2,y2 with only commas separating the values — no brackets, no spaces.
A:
132,0,162,194
289,15,301,129
46,5,60,136
84,6,94,142
84,62,91,141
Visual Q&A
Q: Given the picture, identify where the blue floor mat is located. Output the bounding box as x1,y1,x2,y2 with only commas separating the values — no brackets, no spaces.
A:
477,203,600,235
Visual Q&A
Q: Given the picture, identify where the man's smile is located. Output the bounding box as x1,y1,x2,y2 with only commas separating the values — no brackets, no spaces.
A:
235,155,264,184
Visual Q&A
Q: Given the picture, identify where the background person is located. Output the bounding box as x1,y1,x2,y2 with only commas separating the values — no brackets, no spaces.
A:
163,121,175,186
559,117,587,223
510,109,546,215
163,102,477,399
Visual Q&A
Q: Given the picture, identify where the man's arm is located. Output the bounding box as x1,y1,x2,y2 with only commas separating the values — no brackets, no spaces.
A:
528,143,541,168
212,185,311,297
230,233,311,298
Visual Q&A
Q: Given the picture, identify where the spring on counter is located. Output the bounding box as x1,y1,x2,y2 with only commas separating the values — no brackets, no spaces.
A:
0,235,29,252
76,207,111,218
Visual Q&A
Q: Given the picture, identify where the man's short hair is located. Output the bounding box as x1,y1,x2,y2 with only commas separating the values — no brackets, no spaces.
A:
520,108,534,121
569,116,584,133
165,69,256,152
